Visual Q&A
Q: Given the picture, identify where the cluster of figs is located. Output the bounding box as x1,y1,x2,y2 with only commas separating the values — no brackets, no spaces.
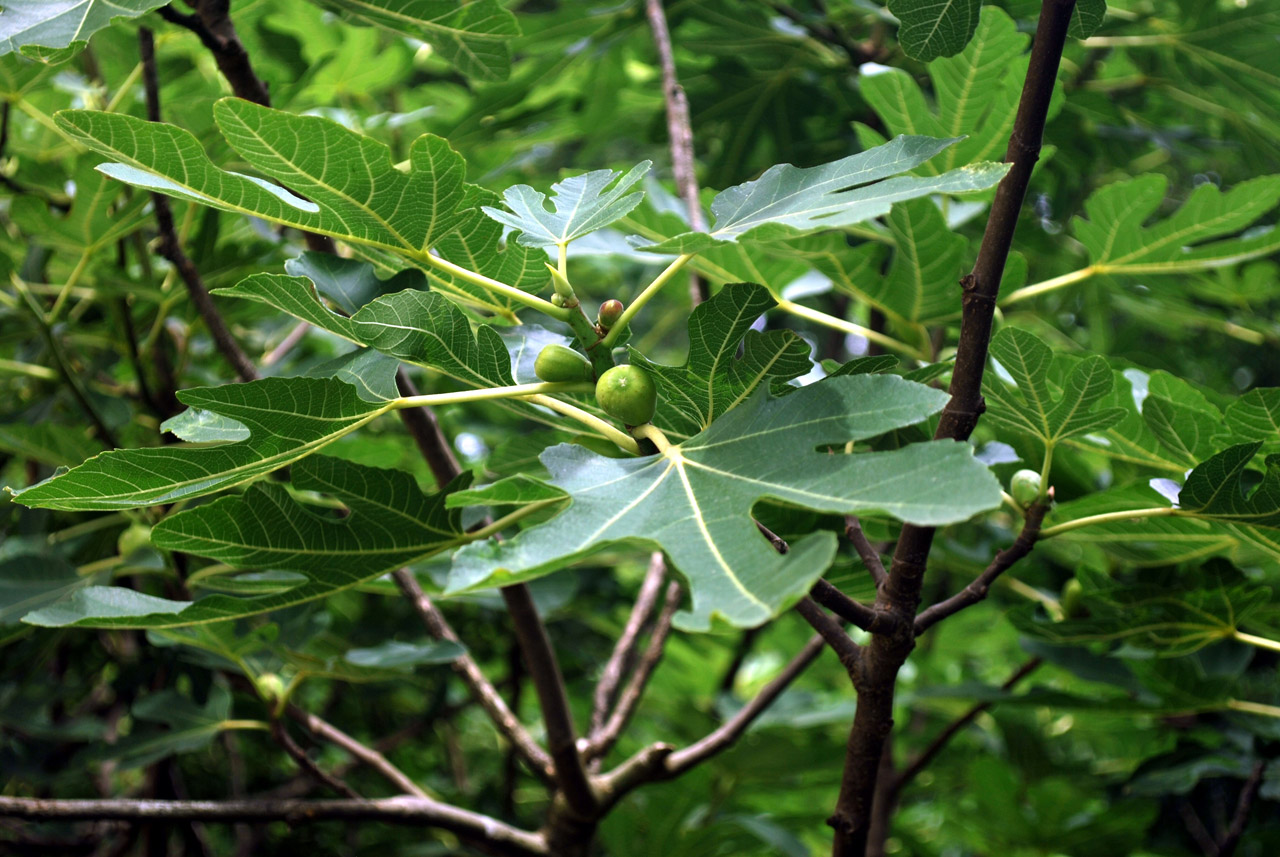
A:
533,298,657,427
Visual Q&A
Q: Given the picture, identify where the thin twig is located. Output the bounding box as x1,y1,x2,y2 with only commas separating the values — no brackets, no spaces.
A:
394,369,463,487
588,580,683,763
590,552,667,736
1218,760,1267,857
391,569,554,783
890,657,1043,796
261,321,310,367
665,633,827,775
913,501,1049,635
845,516,887,588
810,579,896,634
644,0,707,304
269,719,361,800
501,584,598,817
139,27,257,383
285,704,430,799
157,1,270,106
0,796,546,857
754,519,790,553
794,598,861,676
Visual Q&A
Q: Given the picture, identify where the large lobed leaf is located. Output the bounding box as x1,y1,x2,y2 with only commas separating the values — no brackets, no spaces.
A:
630,283,813,438
23,457,468,629
639,135,1008,254
450,374,1001,630
0,0,166,55
483,162,651,249
53,100,541,317
10,378,390,511
1074,173,1280,277
310,0,519,82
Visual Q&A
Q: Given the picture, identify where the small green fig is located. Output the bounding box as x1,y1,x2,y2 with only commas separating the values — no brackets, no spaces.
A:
256,673,287,703
534,344,593,383
1010,469,1042,505
597,299,624,330
1060,578,1086,619
595,364,657,426
117,523,152,558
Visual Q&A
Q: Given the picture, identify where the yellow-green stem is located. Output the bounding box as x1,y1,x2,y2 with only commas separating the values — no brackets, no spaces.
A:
526,394,641,455
773,298,927,361
1234,631,1280,654
1038,506,1182,539
1226,699,1280,720
419,253,569,321
393,381,594,411
1001,266,1096,305
600,254,695,348
631,423,673,454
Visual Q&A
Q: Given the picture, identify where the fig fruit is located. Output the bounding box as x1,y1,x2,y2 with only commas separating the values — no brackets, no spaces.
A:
595,364,657,426
1010,469,1042,505
534,344,593,383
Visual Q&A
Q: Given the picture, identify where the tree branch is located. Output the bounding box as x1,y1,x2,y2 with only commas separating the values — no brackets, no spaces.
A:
391,569,554,784
845,516,887,589
1218,760,1267,857
285,704,431,800
590,551,667,737
501,584,598,817
829,3,1078,853
644,0,707,304
0,796,546,857
394,369,463,487
795,598,861,675
139,27,257,383
587,579,682,763
913,501,1049,635
665,632,827,775
270,719,361,800
810,579,897,635
890,657,1043,796
158,1,270,106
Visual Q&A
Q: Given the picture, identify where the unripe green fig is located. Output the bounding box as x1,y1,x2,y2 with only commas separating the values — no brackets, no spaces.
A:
256,673,287,703
117,523,152,558
1009,469,1042,505
1060,578,1086,619
597,299,624,330
595,364,657,426
534,344,593,383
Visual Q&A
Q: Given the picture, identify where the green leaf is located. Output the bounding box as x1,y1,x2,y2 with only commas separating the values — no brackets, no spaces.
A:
1141,372,1224,468
983,328,1125,449
1011,572,1270,657
54,101,541,317
1074,174,1280,276
887,0,981,62
105,685,234,769
10,378,390,511
9,158,150,253
344,639,467,670
638,136,1009,254
0,424,101,467
879,199,967,323
0,554,95,624
0,0,167,54
1068,0,1107,40
24,457,468,629
311,0,519,82
630,283,813,438
1218,388,1280,456
862,8,1038,173
483,162,651,249
1180,443,1280,531
450,374,1001,630
446,474,567,509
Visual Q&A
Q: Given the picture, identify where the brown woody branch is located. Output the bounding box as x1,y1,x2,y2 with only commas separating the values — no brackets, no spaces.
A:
1218,759,1268,857
392,570,554,783
140,27,257,383
285,704,431,800
590,552,668,737
644,0,708,305
270,719,361,799
913,501,1049,635
0,796,546,857
795,598,861,675
829,2,1078,853
587,579,683,763
845,516,887,589
889,657,1043,797
810,579,897,635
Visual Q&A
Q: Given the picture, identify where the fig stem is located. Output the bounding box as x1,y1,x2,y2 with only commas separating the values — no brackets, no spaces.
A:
525,394,642,455
1037,506,1181,538
600,254,695,349
631,423,672,454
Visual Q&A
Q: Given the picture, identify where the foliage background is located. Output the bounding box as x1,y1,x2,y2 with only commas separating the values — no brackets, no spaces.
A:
1,0,1279,855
